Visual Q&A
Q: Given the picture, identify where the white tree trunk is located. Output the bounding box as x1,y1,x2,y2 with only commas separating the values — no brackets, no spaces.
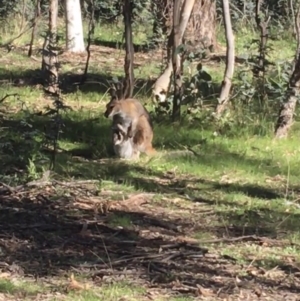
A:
178,0,195,42
65,0,85,53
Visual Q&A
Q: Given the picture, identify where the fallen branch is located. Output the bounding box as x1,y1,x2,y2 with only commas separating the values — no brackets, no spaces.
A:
0,182,16,194
25,179,100,188
0,178,101,196
0,25,34,48
0,93,20,104
200,235,262,244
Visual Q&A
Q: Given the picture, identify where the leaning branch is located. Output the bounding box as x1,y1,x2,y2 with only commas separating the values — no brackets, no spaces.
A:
274,6,300,138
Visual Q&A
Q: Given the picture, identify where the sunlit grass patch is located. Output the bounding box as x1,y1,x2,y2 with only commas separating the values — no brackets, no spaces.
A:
66,281,146,301
0,278,45,299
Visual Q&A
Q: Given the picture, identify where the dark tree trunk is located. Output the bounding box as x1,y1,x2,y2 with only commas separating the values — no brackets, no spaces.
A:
41,0,59,94
172,0,182,121
253,0,270,79
123,0,134,99
172,0,195,121
275,7,300,138
28,0,41,57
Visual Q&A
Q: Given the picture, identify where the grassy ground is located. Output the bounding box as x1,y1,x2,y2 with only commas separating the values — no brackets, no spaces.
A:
0,17,300,301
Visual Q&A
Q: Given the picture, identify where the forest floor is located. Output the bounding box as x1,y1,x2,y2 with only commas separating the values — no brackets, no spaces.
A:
0,22,300,301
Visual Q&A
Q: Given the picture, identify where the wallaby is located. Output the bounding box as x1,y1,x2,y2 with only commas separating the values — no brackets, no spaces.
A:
104,96,152,138
104,95,155,157
152,59,173,103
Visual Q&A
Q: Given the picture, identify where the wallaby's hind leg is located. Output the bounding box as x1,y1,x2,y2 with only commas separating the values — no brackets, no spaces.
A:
133,129,156,156
145,144,156,155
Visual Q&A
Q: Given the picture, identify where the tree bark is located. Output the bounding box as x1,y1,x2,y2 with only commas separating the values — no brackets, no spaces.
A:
65,0,85,53
172,0,195,121
215,0,235,117
275,7,300,138
151,0,172,43
152,0,217,52
184,0,217,52
172,0,182,121
41,0,59,94
123,0,134,99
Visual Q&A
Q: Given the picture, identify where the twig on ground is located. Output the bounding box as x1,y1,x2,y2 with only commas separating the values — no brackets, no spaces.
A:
0,93,20,104
0,182,16,193
200,235,262,244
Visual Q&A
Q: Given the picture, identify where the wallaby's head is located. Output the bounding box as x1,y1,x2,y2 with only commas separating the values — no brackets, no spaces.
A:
104,85,125,118
152,89,167,103
104,95,122,118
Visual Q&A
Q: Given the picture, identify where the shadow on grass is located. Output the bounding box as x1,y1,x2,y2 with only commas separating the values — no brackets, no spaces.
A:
112,173,300,235
0,67,155,98
1,184,300,298
2,123,298,242
1,113,300,298
93,38,156,53
0,105,293,180
0,67,224,105
39,114,288,180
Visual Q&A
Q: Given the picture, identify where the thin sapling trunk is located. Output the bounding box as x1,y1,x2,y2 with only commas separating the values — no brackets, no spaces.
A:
215,0,235,117
82,0,95,84
28,0,41,57
41,0,59,94
123,0,135,98
253,0,271,96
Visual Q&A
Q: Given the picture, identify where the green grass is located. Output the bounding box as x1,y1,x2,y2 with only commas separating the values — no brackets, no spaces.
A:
0,15,300,301
0,277,194,301
0,278,45,300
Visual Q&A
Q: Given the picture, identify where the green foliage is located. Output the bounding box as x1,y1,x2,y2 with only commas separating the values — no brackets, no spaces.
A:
0,105,46,182
89,0,152,25
85,0,120,22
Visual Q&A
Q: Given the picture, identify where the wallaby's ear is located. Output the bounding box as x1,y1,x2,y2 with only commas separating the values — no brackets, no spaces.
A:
115,81,124,101
109,80,125,102
109,85,120,102
110,88,116,98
